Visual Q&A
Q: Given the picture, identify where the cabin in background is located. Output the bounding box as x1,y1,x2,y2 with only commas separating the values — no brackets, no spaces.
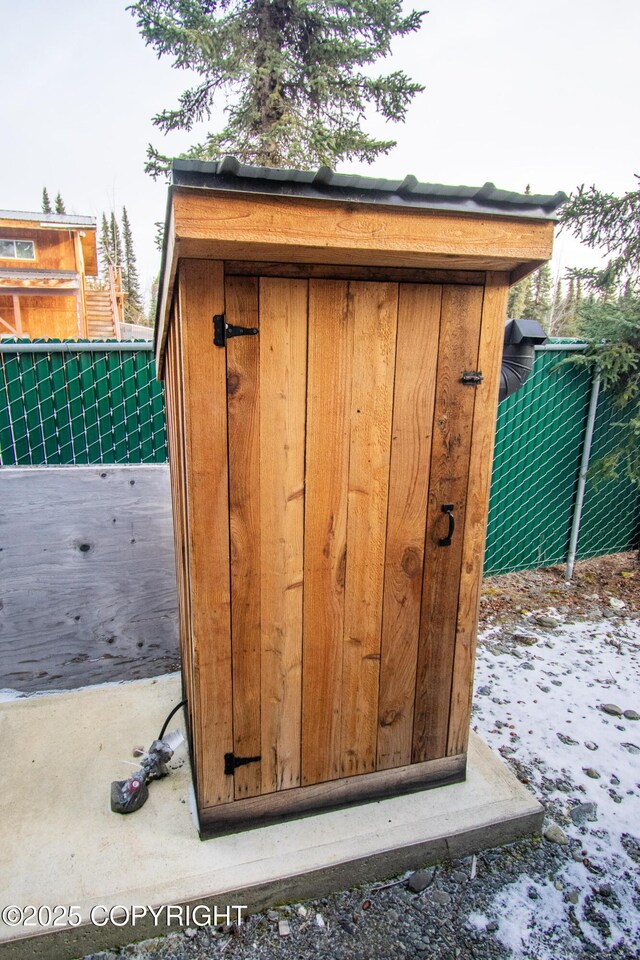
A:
0,210,125,340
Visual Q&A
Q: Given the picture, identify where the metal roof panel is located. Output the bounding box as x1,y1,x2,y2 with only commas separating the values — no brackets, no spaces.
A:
172,158,567,220
0,210,96,228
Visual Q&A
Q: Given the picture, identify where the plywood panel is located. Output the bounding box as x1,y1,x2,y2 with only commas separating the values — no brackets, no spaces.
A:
341,282,398,777
447,274,509,756
376,284,441,770
226,276,262,798
18,295,80,340
259,277,308,793
0,466,178,693
302,280,354,786
412,285,484,763
178,259,234,808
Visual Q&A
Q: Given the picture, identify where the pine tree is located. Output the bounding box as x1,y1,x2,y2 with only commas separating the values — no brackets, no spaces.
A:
548,277,569,336
528,263,552,325
148,275,160,328
42,188,52,213
55,193,66,214
109,213,124,270
129,0,427,177
560,177,640,294
561,177,640,483
98,213,112,280
508,274,531,318
121,207,144,321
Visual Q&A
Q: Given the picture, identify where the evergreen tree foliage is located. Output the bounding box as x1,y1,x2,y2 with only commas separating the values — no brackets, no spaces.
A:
560,177,640,294
55,193,66,214
508,265,552,326
128,0,427,177
507,274,531,318
562,177,640,482
98,213,112,280
42,188,52,214
109,212,124,271
528,263,552,325
121,206,144,321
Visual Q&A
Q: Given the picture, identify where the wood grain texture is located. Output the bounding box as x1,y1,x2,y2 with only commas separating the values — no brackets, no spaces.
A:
0,466,178,693
200,751,466,836
447,274,509,756
157,186,554,372
174,190,555,264
376,284,441,771
259,277,308,793
164,323,192,724
179,238,538,280
412,285,485,763
225,261,486,286
301,280,354,786
341,282,398,777
173,305,197,745
178,258,234,808
508,260,546,286
226,276,262,798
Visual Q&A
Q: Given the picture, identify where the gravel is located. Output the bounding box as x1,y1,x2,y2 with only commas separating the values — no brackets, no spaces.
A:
81,834,637,960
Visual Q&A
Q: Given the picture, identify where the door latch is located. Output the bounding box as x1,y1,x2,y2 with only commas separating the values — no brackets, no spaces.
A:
461,370,483,385
224,752,261,776
213,314,259,348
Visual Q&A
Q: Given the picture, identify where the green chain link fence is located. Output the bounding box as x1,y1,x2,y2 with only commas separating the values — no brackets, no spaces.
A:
485,343,640,573
0,340,166,465
1,338,639,574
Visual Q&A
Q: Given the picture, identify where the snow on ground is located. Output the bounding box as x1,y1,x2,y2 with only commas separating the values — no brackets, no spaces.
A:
471,612,640,958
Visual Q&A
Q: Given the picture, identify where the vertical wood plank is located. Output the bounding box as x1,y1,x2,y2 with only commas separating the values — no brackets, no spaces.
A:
165,317,197,758
302,280,354,785
376,284,441,770
178,259,234,808
341,281,398,777
226,276,262,798
412,284,484,763
173,303,197,761
164,326,188,696
259,277,308,792
447,273,509,756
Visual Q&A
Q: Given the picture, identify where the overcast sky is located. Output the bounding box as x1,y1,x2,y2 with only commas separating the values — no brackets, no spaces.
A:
2,0,639,302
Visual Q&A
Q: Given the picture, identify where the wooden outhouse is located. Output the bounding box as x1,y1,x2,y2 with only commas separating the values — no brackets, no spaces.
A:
155,158,564,835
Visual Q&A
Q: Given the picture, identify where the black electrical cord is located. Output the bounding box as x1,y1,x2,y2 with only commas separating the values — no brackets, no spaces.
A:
158,698,187,742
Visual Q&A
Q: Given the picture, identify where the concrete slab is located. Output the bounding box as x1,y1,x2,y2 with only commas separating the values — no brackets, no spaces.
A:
0,674,543,960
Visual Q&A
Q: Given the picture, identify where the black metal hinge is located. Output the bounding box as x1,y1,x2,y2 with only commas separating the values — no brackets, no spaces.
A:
213,314,259,348
224,752,261,776
461,370,483,385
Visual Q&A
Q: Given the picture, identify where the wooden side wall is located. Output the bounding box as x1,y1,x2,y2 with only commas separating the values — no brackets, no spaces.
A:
0,226,77,272
0,294,80,339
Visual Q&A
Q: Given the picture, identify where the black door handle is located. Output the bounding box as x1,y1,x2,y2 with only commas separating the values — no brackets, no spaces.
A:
438,503,455,546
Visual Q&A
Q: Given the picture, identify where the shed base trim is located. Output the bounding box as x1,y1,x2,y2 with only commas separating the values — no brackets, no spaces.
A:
199,753,466,837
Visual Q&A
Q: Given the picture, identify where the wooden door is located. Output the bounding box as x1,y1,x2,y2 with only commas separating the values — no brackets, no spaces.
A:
223,275,485,803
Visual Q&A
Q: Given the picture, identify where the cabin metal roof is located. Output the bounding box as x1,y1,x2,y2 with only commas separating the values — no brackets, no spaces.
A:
0,210,96,229
172,157,567,221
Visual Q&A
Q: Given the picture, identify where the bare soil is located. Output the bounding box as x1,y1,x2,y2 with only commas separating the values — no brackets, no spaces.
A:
479,551,640,629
